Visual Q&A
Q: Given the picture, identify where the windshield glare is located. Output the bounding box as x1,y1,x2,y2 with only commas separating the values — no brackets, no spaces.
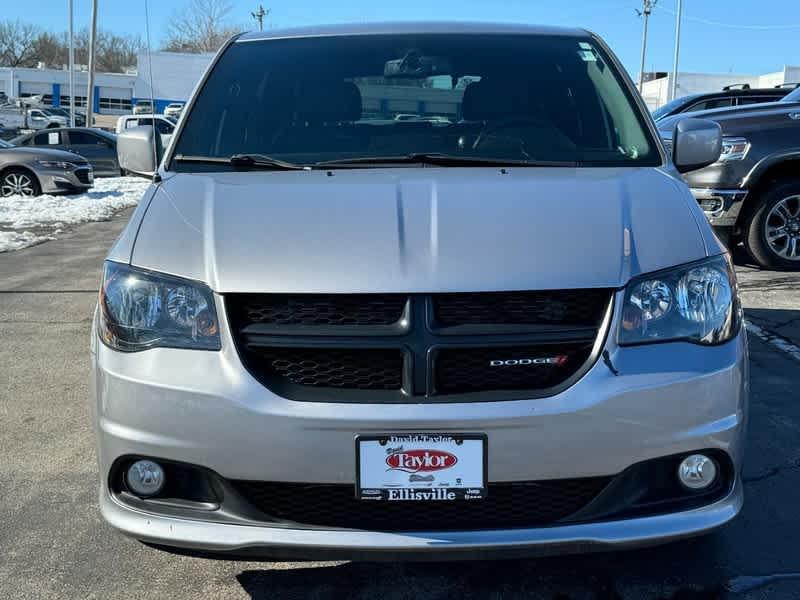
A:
782,87,800,102
173,34,660,168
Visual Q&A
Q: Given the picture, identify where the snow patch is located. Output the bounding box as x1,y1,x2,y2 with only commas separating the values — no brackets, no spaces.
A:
0,230,53,252
0,177,150,253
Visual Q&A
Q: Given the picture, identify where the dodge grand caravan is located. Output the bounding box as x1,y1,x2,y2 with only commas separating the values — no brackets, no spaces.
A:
92,23,748,560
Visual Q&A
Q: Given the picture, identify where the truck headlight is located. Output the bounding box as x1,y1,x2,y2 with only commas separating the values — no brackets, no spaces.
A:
619,255,741,346
719,137,749,162
99,261,220,352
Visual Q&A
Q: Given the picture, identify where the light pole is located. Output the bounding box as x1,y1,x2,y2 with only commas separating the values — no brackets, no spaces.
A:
86,0,98,125
637,0,656,93
670,0,683,101
68,0,75,127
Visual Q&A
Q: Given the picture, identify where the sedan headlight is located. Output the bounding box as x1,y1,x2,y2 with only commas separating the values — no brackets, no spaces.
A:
719,137,749,162
619,255,741,346
36,160,79,170
99,262,220,352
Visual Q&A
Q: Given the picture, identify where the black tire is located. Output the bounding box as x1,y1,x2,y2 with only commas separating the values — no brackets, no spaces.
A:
0,168,42,197
743,180,800,270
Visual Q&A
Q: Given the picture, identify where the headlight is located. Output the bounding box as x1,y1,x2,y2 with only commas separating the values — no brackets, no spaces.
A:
36,160,78,169
99,262,220,352
718,137,749,162
619,255,741,346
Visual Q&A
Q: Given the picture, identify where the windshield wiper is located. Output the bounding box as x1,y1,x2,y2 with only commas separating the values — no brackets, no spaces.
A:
173,154,309,171
315,153,578,168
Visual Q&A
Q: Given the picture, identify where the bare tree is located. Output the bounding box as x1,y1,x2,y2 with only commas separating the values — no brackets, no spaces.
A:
0,19,40,67
162,0,242,53
95,32,144,73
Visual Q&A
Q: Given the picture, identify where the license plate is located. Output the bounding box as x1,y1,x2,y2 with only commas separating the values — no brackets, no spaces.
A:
356,434,487,501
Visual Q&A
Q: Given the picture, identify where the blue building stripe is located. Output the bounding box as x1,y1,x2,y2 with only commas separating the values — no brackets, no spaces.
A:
52,83,61,107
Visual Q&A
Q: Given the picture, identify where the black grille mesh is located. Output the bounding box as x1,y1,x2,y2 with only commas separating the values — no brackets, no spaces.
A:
246,348,403,390
228,294,406,327
75,168,92,184
434,344,593,394
231,478,612,531
433,290,610,326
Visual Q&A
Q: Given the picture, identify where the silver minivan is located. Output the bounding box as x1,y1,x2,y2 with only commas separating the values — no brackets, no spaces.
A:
92,23,748,560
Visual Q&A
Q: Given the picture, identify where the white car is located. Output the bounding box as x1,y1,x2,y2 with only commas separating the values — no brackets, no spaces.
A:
133,100,154,115
163,103,185,118
115,114,176,147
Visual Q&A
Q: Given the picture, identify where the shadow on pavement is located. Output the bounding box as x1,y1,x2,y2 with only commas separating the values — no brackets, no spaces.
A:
235,536,728,599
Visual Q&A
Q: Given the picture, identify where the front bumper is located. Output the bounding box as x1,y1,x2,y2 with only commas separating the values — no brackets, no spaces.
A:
100,478,743,560
90,294,749,559
690,188,748,227
39,166,93,194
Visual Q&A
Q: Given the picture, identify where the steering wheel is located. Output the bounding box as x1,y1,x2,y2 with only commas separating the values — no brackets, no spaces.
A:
472,117,551,155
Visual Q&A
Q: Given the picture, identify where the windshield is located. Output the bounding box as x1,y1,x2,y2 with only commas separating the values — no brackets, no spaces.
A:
651,94,700,120
173,34,659,168
781,87,800,103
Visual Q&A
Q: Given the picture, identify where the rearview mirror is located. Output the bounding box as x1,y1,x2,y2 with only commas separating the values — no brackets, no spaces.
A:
384,51,452,78
117,126,164,178
672,118,722,173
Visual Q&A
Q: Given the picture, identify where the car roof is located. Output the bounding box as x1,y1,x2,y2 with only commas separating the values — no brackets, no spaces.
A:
237,21,588,42
11,127,115,142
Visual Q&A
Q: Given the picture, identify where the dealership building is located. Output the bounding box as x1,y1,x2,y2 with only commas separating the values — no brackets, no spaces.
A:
0,51,214,115
1,51,799,116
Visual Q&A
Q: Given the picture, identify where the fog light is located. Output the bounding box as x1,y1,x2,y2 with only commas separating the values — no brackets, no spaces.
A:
678,454,717,490
126,460,165,497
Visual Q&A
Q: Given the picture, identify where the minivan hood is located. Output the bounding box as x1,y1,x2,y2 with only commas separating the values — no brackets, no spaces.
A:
131,168,708,293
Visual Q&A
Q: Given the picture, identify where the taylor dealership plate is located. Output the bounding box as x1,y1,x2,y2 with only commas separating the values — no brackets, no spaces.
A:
356,434,487,501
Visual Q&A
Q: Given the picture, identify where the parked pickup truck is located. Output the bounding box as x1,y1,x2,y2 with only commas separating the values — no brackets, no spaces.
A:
658,86,800,269
0,105,67,131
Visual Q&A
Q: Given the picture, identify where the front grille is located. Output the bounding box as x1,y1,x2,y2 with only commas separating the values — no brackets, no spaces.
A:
227,290,611,402
434,343,594,395
231,478,612,531
433,290,610,327
74,168,91,184
244,347,403,390
227,294,406,327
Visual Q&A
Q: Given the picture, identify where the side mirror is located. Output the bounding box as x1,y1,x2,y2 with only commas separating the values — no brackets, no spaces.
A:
672,118,722,173
117,126,163,177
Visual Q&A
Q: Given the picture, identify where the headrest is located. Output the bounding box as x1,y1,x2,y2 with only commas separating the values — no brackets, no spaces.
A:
296,81,362,123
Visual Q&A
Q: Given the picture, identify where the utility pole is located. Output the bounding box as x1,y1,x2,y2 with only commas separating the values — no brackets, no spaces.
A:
636,0,656,93
86,0,98,125
68,0,75,127
251,5,269,31
670,0,683,101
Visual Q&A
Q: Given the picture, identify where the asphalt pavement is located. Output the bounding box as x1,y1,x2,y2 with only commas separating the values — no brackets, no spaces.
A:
1,211,799,600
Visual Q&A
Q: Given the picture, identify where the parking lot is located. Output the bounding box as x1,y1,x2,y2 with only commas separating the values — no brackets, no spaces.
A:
0,209,797,599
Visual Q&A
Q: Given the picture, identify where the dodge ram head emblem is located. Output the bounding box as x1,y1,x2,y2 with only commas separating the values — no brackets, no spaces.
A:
489,356,569,367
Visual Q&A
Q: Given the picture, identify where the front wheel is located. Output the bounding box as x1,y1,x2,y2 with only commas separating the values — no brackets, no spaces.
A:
1,169,41,197
743,180,800,270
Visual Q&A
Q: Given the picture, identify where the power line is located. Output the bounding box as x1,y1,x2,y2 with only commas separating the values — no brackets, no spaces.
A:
657,5,800,30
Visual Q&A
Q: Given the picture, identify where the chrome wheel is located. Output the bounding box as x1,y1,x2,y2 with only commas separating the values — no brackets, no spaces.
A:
765,194,800,261
1,172,36,197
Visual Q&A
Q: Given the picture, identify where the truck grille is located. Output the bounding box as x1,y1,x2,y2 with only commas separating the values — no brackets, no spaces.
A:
227,290,612,402
231,477,612,531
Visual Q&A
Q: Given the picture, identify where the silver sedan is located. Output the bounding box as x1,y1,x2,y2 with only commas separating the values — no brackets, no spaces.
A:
0,139,93,197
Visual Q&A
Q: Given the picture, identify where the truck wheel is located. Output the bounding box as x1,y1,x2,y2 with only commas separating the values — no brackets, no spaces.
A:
743,180,800,270
1,168,41,197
